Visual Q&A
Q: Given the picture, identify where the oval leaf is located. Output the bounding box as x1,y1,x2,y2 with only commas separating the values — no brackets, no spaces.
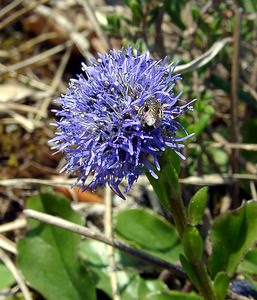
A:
213,272,229,300
182,226,203,263
17,193,96,300
188,187,208,225
209,201,257,278
114,208,182,263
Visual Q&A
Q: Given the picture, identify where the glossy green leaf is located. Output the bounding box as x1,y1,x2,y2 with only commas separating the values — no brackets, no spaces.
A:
188,187,208,225
114,208,182,263
209,201,257,278
182,226,203,263
145,290,203,300
17,193,96,300
213,272,229,300
0,262,15,289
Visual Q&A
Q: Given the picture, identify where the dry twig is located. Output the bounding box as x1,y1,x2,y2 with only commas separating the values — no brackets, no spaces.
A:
230,8,242,206
77,0,110,51
35,4,91,59
23,209,185,278
0,41,72,75
0,0,49,30
0,218,26,235
175,38,232,74
0,248,32,300
0,235,17,255
35,45,72,120
0,0,23,19
104,187,120,300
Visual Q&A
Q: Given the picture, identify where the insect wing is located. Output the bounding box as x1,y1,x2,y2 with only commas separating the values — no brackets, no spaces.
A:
144,110,156,126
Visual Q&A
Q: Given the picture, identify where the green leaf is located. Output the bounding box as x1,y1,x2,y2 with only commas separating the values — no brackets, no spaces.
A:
180,254,200,290
146,149,180,210
213,272,229,300
80,240,169,299
17,193,96,300
114,208,182,263
4,295,26,300
182,226,203,263
209,201,257,278
0,262,15,289
145,290,203,300
138,279,169,299
125,0,142,26
238,248,257,275
188,187,208,225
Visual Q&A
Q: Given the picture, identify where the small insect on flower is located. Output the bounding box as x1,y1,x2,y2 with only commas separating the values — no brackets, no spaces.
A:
137,98,164,129
50,47,194,199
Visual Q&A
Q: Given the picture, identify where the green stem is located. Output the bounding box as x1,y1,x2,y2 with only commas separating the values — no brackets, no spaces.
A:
191,260,216,300
169,194,187,240
170,195,216,300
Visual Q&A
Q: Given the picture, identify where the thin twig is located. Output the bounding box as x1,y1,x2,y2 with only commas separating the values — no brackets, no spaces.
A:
7,111,40,132
0,235,17,255
227,290,252,300
230,8,242,206
0,248,32,300
0,41,72,75
0,218,26,234
0,172,256,190
10,73,51,91
175,38,232,74
77,0,110,51
189,142,257,151
35,4,92,60
250,181,257,201
0,103,39,114
35,45,72,120
0,0,23,19
17,32,59,52
104,187,120,300
0,0,49,30
211,133,256,175
179,174,257,185
23,209,185,278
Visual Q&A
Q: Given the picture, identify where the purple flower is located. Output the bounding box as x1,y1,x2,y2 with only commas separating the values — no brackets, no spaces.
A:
50,47,194,199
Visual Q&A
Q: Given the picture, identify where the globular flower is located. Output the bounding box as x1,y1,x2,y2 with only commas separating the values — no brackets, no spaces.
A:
50,47,194,199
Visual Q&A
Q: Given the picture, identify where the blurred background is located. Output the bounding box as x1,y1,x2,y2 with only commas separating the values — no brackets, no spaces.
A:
0,0,256,298
0,0,256,210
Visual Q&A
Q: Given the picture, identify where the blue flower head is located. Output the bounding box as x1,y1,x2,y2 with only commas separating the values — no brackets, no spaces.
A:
50,48,194,199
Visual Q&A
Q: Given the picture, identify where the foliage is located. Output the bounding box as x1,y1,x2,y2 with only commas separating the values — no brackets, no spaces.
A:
17,194,96,300
0,0,256,300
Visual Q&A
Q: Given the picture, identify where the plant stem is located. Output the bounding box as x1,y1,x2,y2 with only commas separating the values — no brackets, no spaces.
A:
169,195,216,300
191,260,216,300
169,194,187,240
